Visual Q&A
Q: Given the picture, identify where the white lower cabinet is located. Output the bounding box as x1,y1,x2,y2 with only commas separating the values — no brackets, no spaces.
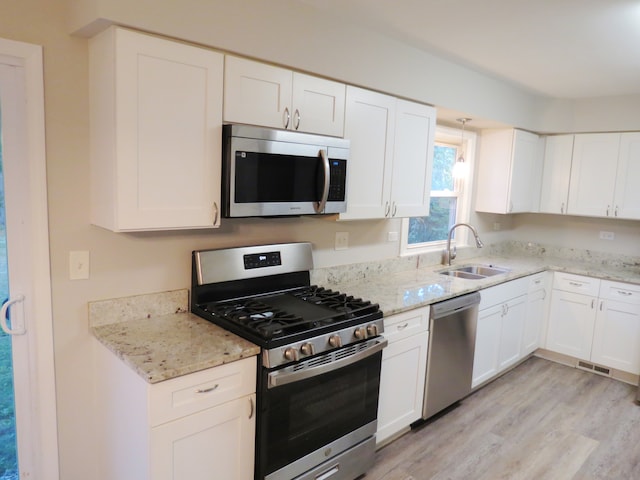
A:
151,394,255,480
94,343,256,480
472,276,532,388
522,272,552,356
546,272,640,375
376,306,429,445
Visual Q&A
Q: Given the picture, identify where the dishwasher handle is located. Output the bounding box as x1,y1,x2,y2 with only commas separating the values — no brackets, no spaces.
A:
430,291,481,319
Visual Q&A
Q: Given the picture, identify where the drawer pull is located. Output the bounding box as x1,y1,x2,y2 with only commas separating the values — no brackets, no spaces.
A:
568,281,584,287
397,323,409,331
617,290,633,296
196,384,219,394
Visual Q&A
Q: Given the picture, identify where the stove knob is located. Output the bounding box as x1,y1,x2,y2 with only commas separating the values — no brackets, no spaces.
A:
366,324,379,337
283,347,299,362
328,335,342,348
354,326,368,340
300,342,315,356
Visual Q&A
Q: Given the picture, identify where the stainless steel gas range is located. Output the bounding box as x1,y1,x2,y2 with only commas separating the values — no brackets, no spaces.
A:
191,242,386,480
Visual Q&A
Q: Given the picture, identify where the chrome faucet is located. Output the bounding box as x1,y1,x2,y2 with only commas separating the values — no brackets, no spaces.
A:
442,223,484,265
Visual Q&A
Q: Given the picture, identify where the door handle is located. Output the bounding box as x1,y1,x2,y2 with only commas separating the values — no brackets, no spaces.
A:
0,295,26,335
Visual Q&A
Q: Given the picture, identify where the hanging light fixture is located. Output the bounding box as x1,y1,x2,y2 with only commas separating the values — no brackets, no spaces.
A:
452,117,471,179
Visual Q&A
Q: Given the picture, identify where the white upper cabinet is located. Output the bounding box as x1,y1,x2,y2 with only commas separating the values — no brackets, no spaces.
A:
475,129,543,214
613,132,640,219
223,56,345,137
89,27,224,231
567,133,620,217
539,135,574,214
340,86,435,220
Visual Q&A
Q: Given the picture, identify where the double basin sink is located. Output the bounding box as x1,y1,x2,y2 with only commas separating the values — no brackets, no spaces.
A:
439,264,511,280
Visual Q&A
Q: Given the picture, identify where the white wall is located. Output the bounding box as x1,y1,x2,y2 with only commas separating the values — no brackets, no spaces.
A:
0,1,635,478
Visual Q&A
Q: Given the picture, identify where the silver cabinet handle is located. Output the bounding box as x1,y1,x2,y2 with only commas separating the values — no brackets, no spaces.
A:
314,149,330,213
384,201,390,217
397,322,409,331
599,300,604,311
249,397,254,419
618,290,633,296
392,202,397,217
196,384,219,394
606,205,610,216
283,107,290,129
568,281,583,287
591,299,595,309
0,295,25,335
561,202,565,214
212,202,219,226
542,289,547,300
293,109,301,130
615,205,619,217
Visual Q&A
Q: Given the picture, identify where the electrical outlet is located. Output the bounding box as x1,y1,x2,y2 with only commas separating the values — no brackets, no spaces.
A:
335,232,349,250
599,231,615,240
493,222,501,231
69,250,90,280
387,231,399,242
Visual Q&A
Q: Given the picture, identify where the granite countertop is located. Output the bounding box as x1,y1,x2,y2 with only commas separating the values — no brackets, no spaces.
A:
90,244,640,384
328,253,640,317
90,290,260,384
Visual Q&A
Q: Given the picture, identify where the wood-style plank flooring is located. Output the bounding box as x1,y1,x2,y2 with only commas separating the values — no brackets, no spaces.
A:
364,357,640,480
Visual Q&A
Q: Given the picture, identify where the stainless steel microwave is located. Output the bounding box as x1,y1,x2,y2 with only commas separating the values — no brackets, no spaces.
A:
222,124,349,218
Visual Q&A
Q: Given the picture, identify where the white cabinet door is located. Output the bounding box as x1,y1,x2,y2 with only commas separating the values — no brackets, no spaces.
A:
340,87,395,219
522,273,550,356
591,281,640,374
498,295,527,370
472,303,502,388
389,100,435,218
377,330,429,444
475,129,542,214
291,72,345,137
377,307,429,444
567,133,620,217
223,56,345,136
591,300,640,374
546,290,597,360
340,87,434,220
90,27,223,231
151,394,255,480
539,135,574,214
613,132,640,220
223,56,292,129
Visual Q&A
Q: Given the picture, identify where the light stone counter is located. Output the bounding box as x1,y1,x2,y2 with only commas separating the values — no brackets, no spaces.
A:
90,290,259,383
315,242,640,317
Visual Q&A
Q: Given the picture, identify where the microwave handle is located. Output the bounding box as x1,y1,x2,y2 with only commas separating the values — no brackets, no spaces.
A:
314,149,330,213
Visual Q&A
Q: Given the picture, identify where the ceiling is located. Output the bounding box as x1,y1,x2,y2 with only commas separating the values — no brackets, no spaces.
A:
298,0,640,100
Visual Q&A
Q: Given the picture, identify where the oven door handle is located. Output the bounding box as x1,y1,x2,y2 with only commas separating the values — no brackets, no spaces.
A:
314,149,330,214
267,338,388,389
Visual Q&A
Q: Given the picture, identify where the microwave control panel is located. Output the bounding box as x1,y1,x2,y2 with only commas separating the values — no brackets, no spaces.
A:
328,159,347,201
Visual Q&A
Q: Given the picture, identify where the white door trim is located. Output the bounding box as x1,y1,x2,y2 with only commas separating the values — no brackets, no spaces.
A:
0,38,59,479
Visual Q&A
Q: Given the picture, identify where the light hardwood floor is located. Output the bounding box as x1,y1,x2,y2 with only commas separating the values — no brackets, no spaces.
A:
365,356,640,480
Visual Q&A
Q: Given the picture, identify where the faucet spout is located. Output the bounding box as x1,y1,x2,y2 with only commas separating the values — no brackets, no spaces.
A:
442,223,484,266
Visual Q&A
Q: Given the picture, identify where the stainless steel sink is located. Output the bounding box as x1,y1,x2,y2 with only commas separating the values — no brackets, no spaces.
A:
439,264,511,280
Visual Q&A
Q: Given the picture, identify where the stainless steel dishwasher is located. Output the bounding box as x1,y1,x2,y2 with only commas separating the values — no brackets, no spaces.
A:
423,291,480,419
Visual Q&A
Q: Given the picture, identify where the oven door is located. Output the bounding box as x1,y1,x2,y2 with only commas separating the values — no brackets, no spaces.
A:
258,338,386,480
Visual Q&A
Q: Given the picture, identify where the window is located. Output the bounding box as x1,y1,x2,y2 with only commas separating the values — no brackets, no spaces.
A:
401,125,474,254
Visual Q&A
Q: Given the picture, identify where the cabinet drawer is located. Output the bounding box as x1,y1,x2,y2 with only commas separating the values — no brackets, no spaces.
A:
480,276,529,310
553,272,600,296
149,357,256,426
528,272,548,293
383,307,429,343
599,280,640,305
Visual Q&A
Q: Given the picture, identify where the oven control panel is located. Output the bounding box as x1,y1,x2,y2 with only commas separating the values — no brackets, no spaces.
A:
243,251,282,270
263,317,385,369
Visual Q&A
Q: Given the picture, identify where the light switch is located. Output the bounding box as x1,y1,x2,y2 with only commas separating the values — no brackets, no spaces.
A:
69,251,90,280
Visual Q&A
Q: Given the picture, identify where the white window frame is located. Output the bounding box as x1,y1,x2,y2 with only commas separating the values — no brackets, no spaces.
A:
400,124,476,256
